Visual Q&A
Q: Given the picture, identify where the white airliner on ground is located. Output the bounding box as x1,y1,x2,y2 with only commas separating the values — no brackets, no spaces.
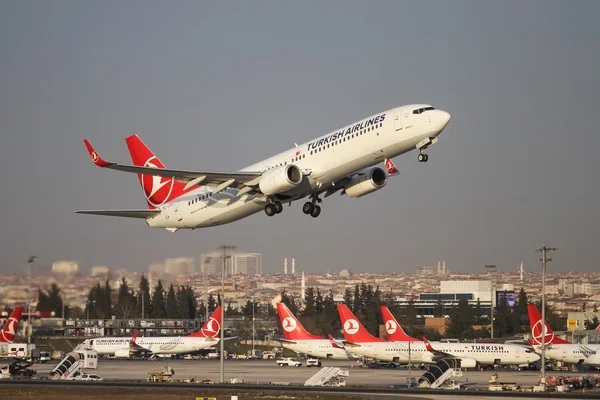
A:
528,304,600,366
275,302,357,360
337,304,538,368
77,105,450,230
0,307,23,356
84,306,222,357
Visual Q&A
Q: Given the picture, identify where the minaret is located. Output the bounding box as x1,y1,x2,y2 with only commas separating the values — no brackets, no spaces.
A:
437,261,441,274
443,261,447,275
284,258,288,275
292,258,296,275
520,261,524,282
301,271,306,302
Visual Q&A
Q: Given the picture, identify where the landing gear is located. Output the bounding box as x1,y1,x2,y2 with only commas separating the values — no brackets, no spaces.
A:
265,204,276,216
310,205,321,218
302,202,314,214
418,153,429,163
273,201,283,214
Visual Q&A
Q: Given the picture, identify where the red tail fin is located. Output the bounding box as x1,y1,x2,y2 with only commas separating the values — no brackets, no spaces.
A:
125,134,195,209
379,306,419,342
130,331,138,345
337,304,385,343
276,303,321,340
0,307,22,343
527,304,570,345
188,306,222,338
596,325,600,331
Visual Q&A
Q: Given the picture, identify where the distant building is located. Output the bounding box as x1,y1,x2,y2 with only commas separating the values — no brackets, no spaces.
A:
52,261,79,275
339,269,352,278
165,257,195,275
201,253,233,275
234,253,262,275
91,266,109,277
148,263,165,275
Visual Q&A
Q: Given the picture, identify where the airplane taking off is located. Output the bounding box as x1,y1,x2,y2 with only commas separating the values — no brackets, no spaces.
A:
275,302,357,360
527,304,600,365
337,304,538,367
77,105,450,231
84,306,222,358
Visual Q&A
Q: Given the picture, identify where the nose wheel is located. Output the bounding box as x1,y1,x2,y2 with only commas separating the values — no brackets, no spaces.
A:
418,153,429,163
265,201,283,217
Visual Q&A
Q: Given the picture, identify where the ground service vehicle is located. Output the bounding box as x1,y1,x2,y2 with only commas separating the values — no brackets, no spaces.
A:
277,357,302,367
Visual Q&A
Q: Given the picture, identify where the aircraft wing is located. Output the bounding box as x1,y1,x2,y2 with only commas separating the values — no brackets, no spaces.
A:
84,139,262,190
75,210,161,219
273,337,298,345
423,336,454,359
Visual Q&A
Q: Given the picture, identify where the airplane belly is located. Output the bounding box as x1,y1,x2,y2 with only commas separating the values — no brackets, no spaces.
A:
196,196,265,227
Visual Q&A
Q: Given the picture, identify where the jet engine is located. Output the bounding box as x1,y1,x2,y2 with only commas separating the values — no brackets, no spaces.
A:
259,164,303,195
457,357,477,369
344,167,387,198
114,349,132,358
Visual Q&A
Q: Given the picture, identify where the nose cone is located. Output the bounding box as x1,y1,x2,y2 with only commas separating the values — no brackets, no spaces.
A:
438,110,451,130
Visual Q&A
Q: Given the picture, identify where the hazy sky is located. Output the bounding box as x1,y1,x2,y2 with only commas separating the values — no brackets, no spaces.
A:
1,1,599,275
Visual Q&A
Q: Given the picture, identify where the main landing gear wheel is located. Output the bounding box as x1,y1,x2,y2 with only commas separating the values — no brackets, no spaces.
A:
418,153,429,163
273,201,283,214
310,205,321,218
302,202,314,215
265,204,277,217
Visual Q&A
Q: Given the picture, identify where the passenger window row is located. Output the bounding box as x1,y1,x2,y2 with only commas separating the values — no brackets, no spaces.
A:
188,193,212,206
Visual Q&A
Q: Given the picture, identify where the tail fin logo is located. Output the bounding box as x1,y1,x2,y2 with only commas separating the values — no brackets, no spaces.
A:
142,156,174,207
1,317,18,342
385,320,397,335
343,319,359,335
282,317,297,333
201,317,220,338
385,159,399,175
531,319,554,345
91,151,99,163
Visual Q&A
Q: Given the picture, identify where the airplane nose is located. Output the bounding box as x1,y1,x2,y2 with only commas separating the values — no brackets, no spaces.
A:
439,110,451,129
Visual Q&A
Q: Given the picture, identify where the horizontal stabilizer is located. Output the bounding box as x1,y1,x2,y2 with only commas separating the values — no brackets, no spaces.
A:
75,209,160,219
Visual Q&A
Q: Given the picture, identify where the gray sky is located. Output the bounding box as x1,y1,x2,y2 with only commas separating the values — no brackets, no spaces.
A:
1,1,599,275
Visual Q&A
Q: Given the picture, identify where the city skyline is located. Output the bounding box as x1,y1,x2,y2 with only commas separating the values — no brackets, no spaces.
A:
1,1,598,274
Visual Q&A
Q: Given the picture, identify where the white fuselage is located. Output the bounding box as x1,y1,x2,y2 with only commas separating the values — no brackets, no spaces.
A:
146,105,449,229
534,343,600,366
282,339,359,360
347,341,539,366
84,336,217,356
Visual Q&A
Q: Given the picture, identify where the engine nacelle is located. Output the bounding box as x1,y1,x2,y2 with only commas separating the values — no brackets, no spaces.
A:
259,164,303,195
344,167,387,199
457,357,477,369
114,348,132,358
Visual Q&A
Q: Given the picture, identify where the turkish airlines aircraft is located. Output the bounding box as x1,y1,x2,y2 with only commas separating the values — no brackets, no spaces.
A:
275,302,357,360
84,306,222,357
527,304,600,365
337,304,538,367
0,307,23,356
77,105,450,231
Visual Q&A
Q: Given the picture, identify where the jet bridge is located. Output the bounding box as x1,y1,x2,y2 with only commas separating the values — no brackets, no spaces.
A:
304,367,349,387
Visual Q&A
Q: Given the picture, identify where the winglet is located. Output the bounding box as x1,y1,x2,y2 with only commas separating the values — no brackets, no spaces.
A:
130,331,138,345
423,336,434,352
328,334,344,349
84,139,112,167
596,324,600,331
384,159,399,176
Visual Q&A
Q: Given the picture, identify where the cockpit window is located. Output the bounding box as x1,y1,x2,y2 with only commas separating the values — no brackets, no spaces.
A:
413,106,435,114
424,106,435,111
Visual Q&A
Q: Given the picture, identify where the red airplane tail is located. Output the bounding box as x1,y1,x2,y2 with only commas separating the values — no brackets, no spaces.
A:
337,304,385,343
125,134,193,209
379,306,419,342
0,307,22,343
188,306,222,338
527,304,570,345
276,302,321,340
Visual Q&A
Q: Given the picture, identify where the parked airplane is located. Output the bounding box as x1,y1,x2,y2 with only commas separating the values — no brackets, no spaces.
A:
0,307,23,356
337,304,538,367
78,105,450,230
275,302,357,360
84,306,222,357
527,304,600,365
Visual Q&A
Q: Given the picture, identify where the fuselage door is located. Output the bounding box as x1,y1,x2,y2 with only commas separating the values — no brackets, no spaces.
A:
394,109,403,131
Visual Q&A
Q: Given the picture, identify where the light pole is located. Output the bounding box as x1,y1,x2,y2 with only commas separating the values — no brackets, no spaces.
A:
485,265,496,338
218,244,236,384
536,245,556,391
27,256,36,344
252,296,255,355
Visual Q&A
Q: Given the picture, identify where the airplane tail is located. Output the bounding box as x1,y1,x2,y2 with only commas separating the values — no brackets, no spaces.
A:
337,304,385,343
527,304,570,345
276,302,322,340
125,134,194,209
0,307,22,343
188,306,222,338
379,306,419,342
